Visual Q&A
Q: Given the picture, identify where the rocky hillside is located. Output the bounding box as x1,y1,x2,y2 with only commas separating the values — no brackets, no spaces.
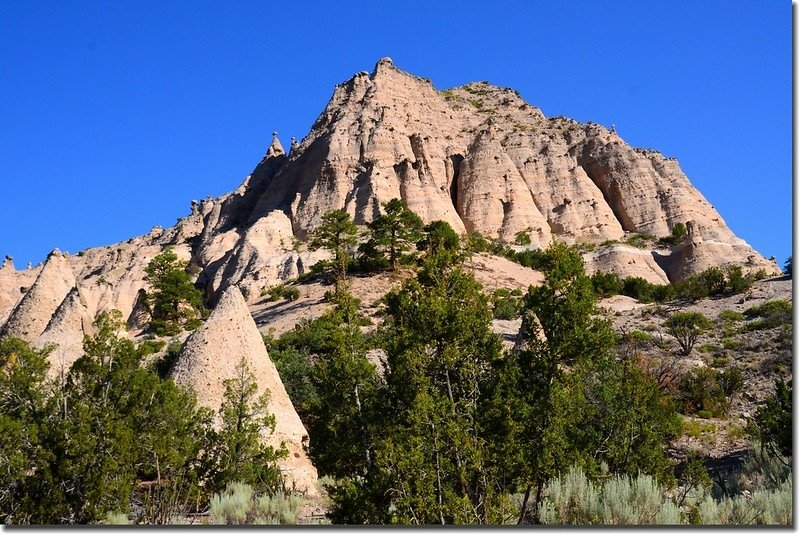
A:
0,58,778,329
0,59,784,502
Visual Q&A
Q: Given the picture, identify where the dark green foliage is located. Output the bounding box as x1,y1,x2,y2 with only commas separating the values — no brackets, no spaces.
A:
0,311,212,524
665,312,712,355
743,300,792,331
0,338,53,524
144,248,207,336
514,231,532,245
308,209,359,286
205,359,284,493
261,284,299,302
151,337,182,379
676,366,742,417
266,289,378,479
752,379,792,459
587,266,757,304
783,256,792,277
306,288,378,478
696,267,726,297
0,310,286,524
591,271,624,298
625,233,654,249
418,220,461,255
509,242,679,522
657,222,688,247
330,249,513,524
724,265,751,294
718,309,744,323
355,238,390,273
265,338,318,421
622,276,656,303
367,198,423,269
464,231,491,253
492,288,522,319
296,258,333,284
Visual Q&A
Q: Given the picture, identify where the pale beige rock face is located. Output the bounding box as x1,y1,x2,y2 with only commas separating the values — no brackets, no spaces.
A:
457,129,551,244
1,250,76,341
35,287,94,380
0,58,778,375
666,236,779,281
168,286,318,495
0,258,39,327
584,245,671,285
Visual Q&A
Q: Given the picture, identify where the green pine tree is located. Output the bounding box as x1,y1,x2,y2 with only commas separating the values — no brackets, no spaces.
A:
308,209,359,287
367,198,423,269
144,248,207,335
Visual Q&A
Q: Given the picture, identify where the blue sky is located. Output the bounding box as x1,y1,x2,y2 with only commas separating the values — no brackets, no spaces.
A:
0,1,791,267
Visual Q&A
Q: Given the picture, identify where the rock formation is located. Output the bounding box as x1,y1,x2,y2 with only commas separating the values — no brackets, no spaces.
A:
168,285,318,495
0,59,783,502
35,286,94,380
0,250,76,341
1,58,776,328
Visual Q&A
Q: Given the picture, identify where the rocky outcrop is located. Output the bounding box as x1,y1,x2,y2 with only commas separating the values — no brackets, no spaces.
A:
0,58,778,357
35,287,94,380
0,256,40,327
168,285,318,495
0,250,76,341
457,128,551,244
584,245,671,285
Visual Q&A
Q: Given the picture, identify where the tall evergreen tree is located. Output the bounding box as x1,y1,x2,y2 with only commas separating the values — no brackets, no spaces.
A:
330,248,512,524
309,209,359,287
511,242,679,523
206,358,285,493
306,288,378,478
144,247,206,335
367,198,423,269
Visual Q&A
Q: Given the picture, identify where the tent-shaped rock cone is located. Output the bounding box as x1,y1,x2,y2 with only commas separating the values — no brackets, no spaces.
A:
168,285,318,495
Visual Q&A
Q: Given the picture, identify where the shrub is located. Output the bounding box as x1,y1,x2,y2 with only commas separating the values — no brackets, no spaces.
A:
591,272,624,298
627,330,653,344
724,266,751,294
657,223,688,247
697,479,792,525
676,366,740,417
514,231,532,246
262,284,301,303
104,512,130,525
537,466,682,525
752,379,792,459
493,298,520,320
718,310,744,323
698,267,726,297
744,300,792,331
622,277,656,303
625,233,655,249
783,256,792,277
209,482,302,525
465,231,491,253
665,312,712,355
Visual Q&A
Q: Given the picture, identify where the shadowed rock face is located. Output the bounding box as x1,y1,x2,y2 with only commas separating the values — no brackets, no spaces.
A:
168,285,319,495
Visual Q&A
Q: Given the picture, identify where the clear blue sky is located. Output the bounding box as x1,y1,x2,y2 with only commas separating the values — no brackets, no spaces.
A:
0,1,791,267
